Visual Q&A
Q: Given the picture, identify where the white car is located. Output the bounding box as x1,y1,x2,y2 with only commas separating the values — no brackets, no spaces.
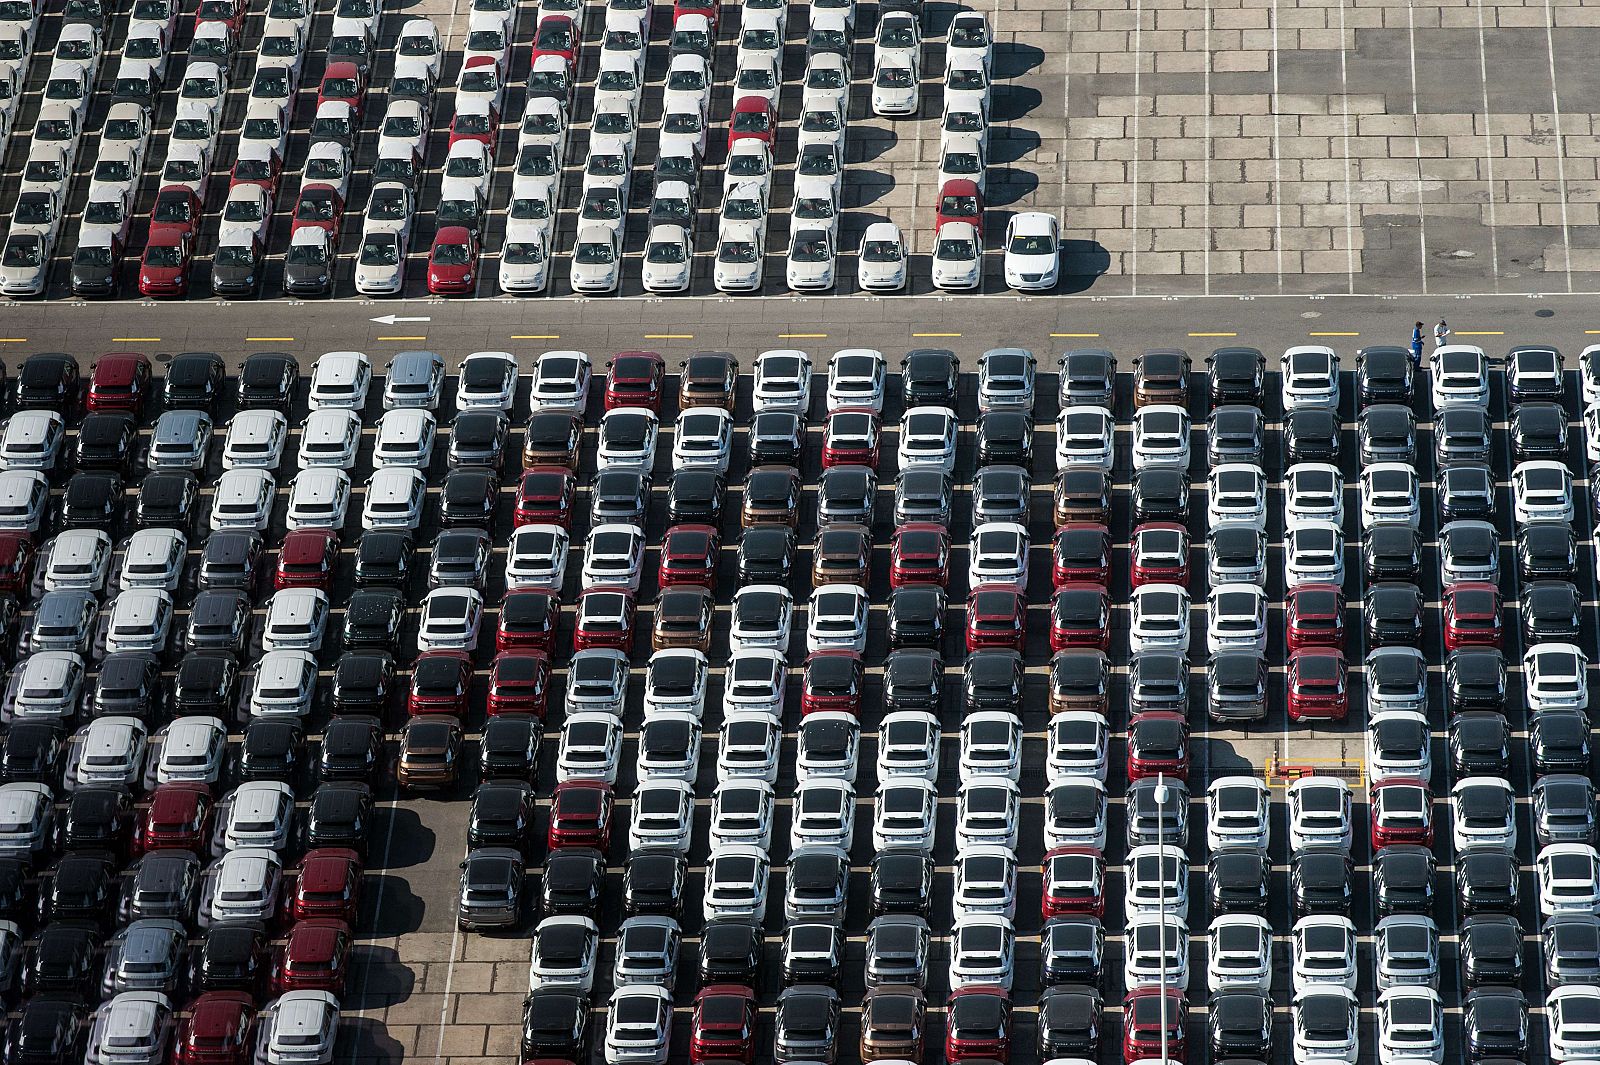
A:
371,409,436,469
603,985,671,1065
949,915,1016,991
663,53,712,118
931,221,982,290
505,524,569,592
1285,462,1345,527
1131,405,1190,468
628,779,695,855
722,650,787,718
1123,914,1189,991
959,711,1023,784
361,468,427,530
1128,584,1190,653
944,53,991,118
1207,776,1271,852
1451,777,1517,853
1055,406,1116,471
223,410,287,470
728,586,793,652
249,651,318,717
1513,460,1575,525
806,584,870,653
1281,346,1341,411
953,847,1018,920
1374,914,1439,991
42,529,113,593
870,53,919,115
570,225,623,293
708,779,775,851
220,780,296,852
1548,985,1600,1062
702,846,770,922
871,777,938,852
717,715,781,782
1292,987,1360,1064
968,522,1029,589
285,469,351,531
713,223,763,293
1292,915,1359,992
1360,463,1421,529
1002,210,1060,290
415,589,483,651
260,589,329,653
0,410,63,472
1209,914,1274,993
1043,778,1108,851
1525,643,1589,711
103,591,173,656
528,350,592,414
528,915,601,992
636,712,702,783
221,187,272,248
303,141,352,202
1125,843,1189,919
955,779,1021,851
1045,712,1109,782
878,711,941,781
1207,464,1269,529
456,351,518,412
641,224,692,293
152,715,228,787
69,716,148,790
788,777,856,850
786,228,836,290
673,409,735,473
209,469,275,532
857,221,907,291
1284,521,1345,587
119,528,186,592
1538,843,1600,916
898,406,959,472
752,349,813,413
826,349,888,412
1207,583,1268,654
581,524,647,593
1376,987,1443,1065
1287,777,1353,853
643,650,708,718
308,352,371,410
1430,344,1491,408
254,993,339,1065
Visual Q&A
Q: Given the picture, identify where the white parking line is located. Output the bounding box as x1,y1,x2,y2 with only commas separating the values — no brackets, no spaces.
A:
1334,0,1356,291
1541,0,1574,293
1473,0,1502,289
1404,0,1429,294
1129,0,1145,294
1269,0,1285,288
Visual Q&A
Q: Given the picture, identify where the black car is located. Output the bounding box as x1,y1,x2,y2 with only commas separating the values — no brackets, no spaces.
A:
1131,466,1188,524
1209,991,1271,1061
1372,844,1435,916
1037,985,1102,1059
448,411,509,471
975,411,1032,467
197,531,264,592
1206,346,1265,406
1464,988,1528,1063
1358,404,1417,465
428,529,491,591
6,995,87,1065
1523,580,1582,643
971,465,1030,525
302,782,374,856
1040,918,1104,986
622,849,685,919
1519,522,1578,582
1511,401,1570,462
340,588,407,650
816,465,876,526
882,650,942,713
330,653,396,716
1361,523,1422,583
1457,849,1520,913
887,586,946,651
1544,913,1600,985
870,848,934,919
25,923,98,997
468,781,538,856
353,531,416,589
0,724,65,785
901,349,959,408
189,922,268,995
1508,343,1565,402
39,852,116,927
1460,915,1524,987
1283,407,1340,463
1355,345,1415,404
519,990,589,1062
210,239,265,296
237,352,298,409
439,469,499,528
742,467,800,528
316,716,384,786
479,715,541,783
163,352,226,411
538,847,603,920
185,590,251,656
1059,348,1117,408
1532,709,1592,775
666,469,725,526
168,651,240,719
57,788,133,857
70,239,121,298
1207,406,1264,466
235,718,303,783
782,923,843,986
748,412,804,468
1209,850,1270,915
894,468,953,527
118,849,201,924
74,413,138,473
57,471,124,532
962,650,1025,712
700,918,763,988
1364,582,1424,646
90,652,162,720
135,471,200,531
736,525,797,586
1052,649,1112,713
1207,651,1268,723
1436,406,1494,466
15,354,79,415
1292,851,1354,917
1447,648,1507,715
1535,774,1599,848
1450,711,1511,777
589,469,651,528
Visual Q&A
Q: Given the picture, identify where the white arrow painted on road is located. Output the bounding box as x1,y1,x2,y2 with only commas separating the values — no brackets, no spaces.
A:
370,314,432,325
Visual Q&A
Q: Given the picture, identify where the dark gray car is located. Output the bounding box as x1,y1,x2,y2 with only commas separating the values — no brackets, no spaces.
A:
100,918,187,996
865,915,931,989
1535,775,1599,847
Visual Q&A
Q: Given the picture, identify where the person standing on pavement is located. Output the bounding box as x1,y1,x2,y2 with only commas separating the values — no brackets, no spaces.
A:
1434,319,1451,347
1410,322,1424,364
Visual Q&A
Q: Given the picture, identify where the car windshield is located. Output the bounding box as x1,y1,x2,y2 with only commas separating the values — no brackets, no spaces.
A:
504,242,545,266
575,241,616,265
285,244,326,266
216,246,255,267
433,242,471,265
1011,234,1055,254
798,151,838,176
647,241,687,264
792,236,830,262
3,240,41,267
937,238,976,260
146,244,184,267
719,241,759,264
84,200,124,225
359,239,398,266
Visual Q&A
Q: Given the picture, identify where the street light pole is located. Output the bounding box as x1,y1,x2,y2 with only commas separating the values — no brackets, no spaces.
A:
1156,773,1170,1065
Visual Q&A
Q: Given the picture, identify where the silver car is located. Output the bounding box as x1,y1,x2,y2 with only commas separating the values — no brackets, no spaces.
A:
101,919,187,996
147,410,212,471
0,233,49,297
383,350,444,410
456,847,525,929
86,991,174,1065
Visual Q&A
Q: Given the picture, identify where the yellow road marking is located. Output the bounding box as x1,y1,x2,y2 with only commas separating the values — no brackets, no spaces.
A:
644,334,694,340
376,336,427,341
246,337,294,342
1308,331,1360,337
1188,332,1236,337
0,339,26,343
111,337,160,342
1050,332,1100,338
912,332,962,338
778,333,827,339
511,334,560,340
1455,330,1504,336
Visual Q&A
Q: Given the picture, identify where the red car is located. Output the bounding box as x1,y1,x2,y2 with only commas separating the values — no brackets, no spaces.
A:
514,467,577,528
230,148,283,197
1052,523,1113,588
728,95,776,148
408,651,474,716
604,352,667,411
945,986,1011,1061
134,783,214,855
427,226,479,294
1130,522,1190,588
659,524,720,589
572,586,637,651
965,585,1026,653
1370,778,1434,848
936,178,984,236
448,104,500,148
150,185,204,240
174,993,255,1065
1050,584,1112,652
547,779,615,852
801,651,864,715
86,352,153,415
194,0,245,34
1285,647,1349,722
487,652,551,717
317,61,367,118
821,409,881,469
0,534,35,591
272,919,352,995
138,231,193,296
1123,988,1187,1064
1041,846,1106,919
531,15,578,65
889,523,950,588
274,529,340,591
1127,710,1190,781
1443,581,1503,650
1285,583,1346,652
288,847,362,923
689,985,758,1064
496,589,559,654
673,0,719,30
292,184,344,237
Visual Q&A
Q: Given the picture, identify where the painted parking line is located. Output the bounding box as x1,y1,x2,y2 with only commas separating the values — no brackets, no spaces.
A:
644,334,694,339
1456,330,1506,336
375,336,428,341
1188,331,1236,338
1050,332,1101,338
777,332,828,339
246,336,295,342
510,335,561,340
111,337,161,342
1308,331,1360,337
913,332,962,338
0,339,27,343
